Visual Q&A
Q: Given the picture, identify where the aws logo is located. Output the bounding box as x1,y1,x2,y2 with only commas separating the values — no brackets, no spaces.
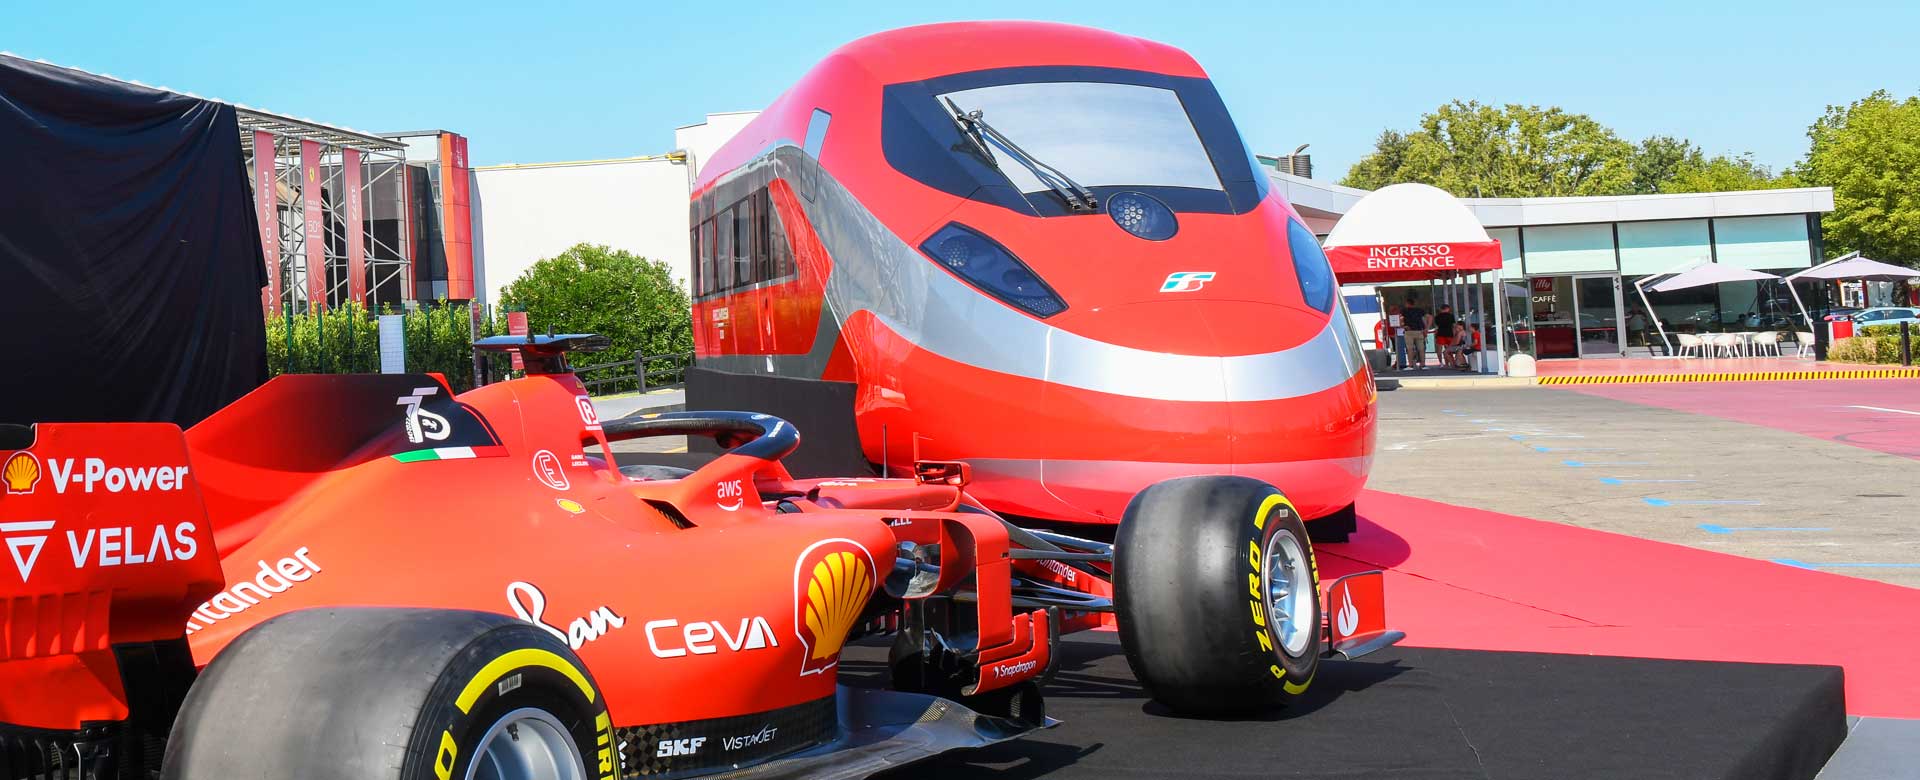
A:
793,539,875,676
1160,271,1216,293
3,452,41,495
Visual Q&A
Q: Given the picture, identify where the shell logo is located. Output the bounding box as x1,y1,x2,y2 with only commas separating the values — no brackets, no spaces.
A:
793,538,876,676
3,452,40,495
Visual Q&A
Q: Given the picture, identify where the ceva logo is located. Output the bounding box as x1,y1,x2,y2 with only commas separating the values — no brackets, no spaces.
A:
1159,271,1216,293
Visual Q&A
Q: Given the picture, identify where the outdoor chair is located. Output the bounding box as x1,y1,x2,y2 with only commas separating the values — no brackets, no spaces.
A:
1795,331,1817,358
1711,333,1743,358
1675,333,1706,358
1751,331,1782,357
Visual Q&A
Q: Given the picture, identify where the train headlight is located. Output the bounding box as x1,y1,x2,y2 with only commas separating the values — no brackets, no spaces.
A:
920,223,1067,318
1105,191,1177,241
1287,219,1335,313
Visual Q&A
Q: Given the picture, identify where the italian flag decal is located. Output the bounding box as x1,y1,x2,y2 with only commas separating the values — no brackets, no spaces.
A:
392,445,508,463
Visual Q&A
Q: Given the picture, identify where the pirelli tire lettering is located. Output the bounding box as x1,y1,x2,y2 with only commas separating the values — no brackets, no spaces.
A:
163,608,612,780
1112,476,1324,717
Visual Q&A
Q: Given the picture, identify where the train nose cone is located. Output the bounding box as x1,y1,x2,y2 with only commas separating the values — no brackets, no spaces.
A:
1030,300,1371,522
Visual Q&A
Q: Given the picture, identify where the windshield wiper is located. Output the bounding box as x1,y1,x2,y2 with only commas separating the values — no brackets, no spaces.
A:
944,98,1098,213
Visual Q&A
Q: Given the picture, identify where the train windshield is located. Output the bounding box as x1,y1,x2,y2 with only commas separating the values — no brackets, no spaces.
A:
938,82,1223,194
882,67,1269,216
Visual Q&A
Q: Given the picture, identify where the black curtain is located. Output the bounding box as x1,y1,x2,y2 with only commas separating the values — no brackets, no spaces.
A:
0,55,266,427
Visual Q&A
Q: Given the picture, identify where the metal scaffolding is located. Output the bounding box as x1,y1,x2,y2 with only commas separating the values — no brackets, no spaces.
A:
239,109,411,312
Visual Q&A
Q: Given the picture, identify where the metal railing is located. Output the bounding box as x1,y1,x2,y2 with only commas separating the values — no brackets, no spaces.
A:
573,351,695,396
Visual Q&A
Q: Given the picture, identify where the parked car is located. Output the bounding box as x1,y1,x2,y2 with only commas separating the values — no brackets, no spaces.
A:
1849,307,1920,326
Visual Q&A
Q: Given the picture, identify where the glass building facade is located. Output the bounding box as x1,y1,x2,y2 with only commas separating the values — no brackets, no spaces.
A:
1385,214,1825,360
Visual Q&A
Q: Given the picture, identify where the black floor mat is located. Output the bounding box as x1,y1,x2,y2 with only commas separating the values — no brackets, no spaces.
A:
843,633,1845,780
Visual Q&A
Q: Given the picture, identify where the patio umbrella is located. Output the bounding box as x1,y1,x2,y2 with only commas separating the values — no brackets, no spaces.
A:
1633,262,1792,354
1784,252,1919,324
1786,251,1920,282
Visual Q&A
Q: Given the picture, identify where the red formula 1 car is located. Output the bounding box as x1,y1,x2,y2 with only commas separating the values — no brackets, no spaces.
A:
0,337,1396,780
685,22,1376,539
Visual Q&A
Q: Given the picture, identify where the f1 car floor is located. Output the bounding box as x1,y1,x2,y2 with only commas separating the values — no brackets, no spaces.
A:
616,451,1920,780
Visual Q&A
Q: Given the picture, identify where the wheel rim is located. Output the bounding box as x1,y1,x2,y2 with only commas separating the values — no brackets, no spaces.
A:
1263,531,1315,657
466,708,587,780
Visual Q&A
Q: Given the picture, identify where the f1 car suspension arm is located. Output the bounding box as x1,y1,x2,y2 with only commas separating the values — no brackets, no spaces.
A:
1007,550,1110,563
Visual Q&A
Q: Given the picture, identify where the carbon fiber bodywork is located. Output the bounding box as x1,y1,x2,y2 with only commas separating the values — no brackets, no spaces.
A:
617,695,836,778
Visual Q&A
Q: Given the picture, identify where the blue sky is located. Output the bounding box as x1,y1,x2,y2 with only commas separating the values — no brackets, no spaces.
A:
13,0,1916,180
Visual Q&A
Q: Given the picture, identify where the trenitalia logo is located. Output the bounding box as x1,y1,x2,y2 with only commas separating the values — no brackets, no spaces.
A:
793,538,876,676
1159,271,1216,293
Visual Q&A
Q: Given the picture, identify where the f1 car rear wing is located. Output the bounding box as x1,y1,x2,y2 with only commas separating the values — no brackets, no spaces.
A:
0,422,222,735
474,333,611,374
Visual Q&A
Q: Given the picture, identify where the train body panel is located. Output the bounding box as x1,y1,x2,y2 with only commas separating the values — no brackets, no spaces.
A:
687,22,1375,524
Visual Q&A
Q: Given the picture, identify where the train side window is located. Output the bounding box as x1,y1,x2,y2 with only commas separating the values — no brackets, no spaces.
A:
731,201,752,289
753,189,776,283
698,226,714,299
768,190,793,281
714,209,736,292
698,218,717,297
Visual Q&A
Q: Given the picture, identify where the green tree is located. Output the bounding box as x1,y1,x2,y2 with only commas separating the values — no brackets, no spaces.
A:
1342,101,1637,197
1659,153,1796,194
499,243,693,365
1630,135,1704,194
1793,90,1920,264
1345,103,1800,198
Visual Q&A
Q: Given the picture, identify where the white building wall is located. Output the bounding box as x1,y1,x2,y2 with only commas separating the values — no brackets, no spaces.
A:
471,157,693,304
470,112,759,305
673,111,758,180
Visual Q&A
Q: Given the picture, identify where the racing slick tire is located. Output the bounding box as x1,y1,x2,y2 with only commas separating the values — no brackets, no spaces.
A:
163,608,613,780
1113,476,1322,716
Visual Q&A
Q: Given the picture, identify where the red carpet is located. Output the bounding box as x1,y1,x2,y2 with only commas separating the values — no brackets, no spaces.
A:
1323,489,1920,718
1561,379,1920,460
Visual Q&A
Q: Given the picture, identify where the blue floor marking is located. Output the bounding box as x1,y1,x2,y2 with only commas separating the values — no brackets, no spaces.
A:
1645,497,1762,507
1700,524,1829,534
1534,446,1618,452
1600,477,1697,485
1562,460,1651,467
1775,559,1920,569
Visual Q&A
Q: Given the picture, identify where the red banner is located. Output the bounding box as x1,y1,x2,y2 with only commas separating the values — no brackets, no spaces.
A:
439,133,475,301
507,311,529,370
253,131,280,315
300,140,327,311
343,148,366,304
1324,240,1504,284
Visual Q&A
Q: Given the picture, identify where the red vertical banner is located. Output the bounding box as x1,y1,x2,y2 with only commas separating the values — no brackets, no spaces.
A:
253,131,280,315
507,311,529,370
300,140,328,311
439,133,475,301
342,149,366,304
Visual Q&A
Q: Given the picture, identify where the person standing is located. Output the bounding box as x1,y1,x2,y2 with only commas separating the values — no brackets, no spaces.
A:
1433,304,1457,362
1386,305,1407,369
1402,295,1431,369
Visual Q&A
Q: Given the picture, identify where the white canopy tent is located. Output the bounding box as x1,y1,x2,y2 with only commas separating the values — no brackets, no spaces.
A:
1633,261,1805,355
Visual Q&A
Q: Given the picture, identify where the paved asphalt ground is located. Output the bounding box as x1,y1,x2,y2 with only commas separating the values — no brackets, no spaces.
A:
1371,380,1920,588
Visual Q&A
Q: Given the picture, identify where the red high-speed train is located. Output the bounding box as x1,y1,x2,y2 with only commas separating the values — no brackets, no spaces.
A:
687,22,1375,536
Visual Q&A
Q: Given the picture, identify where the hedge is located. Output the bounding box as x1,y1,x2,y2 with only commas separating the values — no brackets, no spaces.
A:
264,302,509,392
